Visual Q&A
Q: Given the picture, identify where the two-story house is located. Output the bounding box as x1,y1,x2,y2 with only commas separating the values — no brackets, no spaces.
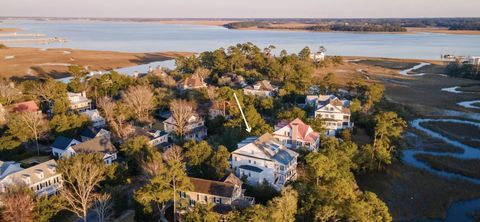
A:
180,173,254,210
163,113,207,141
0,159,63,196
273,118,321,151
81,109,106,128
132,127,172,149
243,80,278,97
79,126,111,142
306,95,353,136
51,136,117,165
231,133,298,190
67,92,91,112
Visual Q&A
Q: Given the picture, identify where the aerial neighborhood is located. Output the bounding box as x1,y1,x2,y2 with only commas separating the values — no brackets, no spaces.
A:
0,43,405,222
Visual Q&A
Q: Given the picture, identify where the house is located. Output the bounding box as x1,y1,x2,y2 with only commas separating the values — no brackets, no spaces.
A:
231,133,298,190
180,173,254,210
132,127,171,149
0,161,23,179
218,73,247,88
51,136,81,156
67,92,91,112
310,51,325,62
209,101,229,119
178,74,207,90
468,56,480,66
52,136,117,165
81,109,106,128
306,95,353,136
273,118,321,151
79,126,111,142
0,160,62,196
243,80,278,97
163,113,207,141
10,100,40,113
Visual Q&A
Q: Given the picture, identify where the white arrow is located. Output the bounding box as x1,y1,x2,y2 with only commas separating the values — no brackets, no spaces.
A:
233,93,252,133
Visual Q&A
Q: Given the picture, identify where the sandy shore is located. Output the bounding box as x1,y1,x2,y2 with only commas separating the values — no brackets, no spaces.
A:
0,28,22,33
0,47,192,80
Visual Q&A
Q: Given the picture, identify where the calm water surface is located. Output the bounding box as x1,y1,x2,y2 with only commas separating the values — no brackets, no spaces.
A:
3,20,480,60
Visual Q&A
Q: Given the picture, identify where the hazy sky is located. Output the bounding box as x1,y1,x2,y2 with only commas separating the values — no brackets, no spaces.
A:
1,0,479,18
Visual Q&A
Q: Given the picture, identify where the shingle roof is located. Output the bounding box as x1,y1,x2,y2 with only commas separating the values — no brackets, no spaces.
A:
238,165,263,173
80,126,102,139
11,100,39,113
0,159,59,187
51,136,78,150
221,173,243,187
189,177,236,198
71,136,116,154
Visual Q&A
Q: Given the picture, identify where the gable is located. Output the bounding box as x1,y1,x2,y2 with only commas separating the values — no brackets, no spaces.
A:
233,143,271,161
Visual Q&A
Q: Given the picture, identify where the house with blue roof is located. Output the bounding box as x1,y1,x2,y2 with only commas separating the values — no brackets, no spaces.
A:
51,136,81,157
231,133,298,190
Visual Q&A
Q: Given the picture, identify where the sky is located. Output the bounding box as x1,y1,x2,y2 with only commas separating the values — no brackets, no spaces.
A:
1,0,479,18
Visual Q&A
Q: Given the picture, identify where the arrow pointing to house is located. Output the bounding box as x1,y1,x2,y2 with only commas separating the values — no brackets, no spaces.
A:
233,93,252,133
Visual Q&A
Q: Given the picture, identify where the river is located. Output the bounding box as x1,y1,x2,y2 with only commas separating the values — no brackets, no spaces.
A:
2,19,480,60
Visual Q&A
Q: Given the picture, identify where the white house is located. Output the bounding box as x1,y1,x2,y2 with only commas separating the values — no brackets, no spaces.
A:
0,160,63,196
51,136,81,156
468,56,480,66
163,113,207,141
231,133,298,190
51,136,117,165
81,109,106,128
309,51,325,62
306,95,353,136
243,80,278,97
0,161,23,179
67,91,91,112
133,127,171,149
273,118,321,151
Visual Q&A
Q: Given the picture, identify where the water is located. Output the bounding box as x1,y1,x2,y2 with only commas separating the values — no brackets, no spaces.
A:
2,19,480,59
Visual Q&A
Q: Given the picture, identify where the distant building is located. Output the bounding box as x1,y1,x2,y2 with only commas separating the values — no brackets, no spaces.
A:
67,92,91,112
0,159,62,196
180,173,254,210
273,118,321,151
163,113,207,141
10,100,40,113
178,74,207,90
81,109,106,128
468,56,480,66
306,95,353,136
79,127,111,142
209,101,229,119
231,133,298,190
309,51,325,62
51,136,117,165
243,80,278,97
218,73,247,88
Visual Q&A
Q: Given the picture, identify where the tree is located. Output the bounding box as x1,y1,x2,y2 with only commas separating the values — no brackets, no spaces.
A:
50,113,90,136
184,140,212,167
25,79,67,104
34,195,64,222
193,67,211,79
135,148,192,222
0,83,20,105
267,186,298,222
277,107,307,121
7,111,49,155
93,193,113,222
97,96,130,139
184,204,221,222
368,111,406,169
122,85,154,123
121,136,155,173
364,84,385,112
169,100,195,138
299,47,312,60
207,145,230,179
58,153,110,222
0,185,34,222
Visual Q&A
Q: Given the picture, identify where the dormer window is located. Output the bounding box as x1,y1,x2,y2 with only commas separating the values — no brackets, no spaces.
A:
22,174,31,184
47,165,56,174
35,169,44,179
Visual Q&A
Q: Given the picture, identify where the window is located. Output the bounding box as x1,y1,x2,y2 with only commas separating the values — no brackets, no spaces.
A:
248,160,251,164
234,157,237,161
215,197,221,204
253,161,257,165
204,195,208,202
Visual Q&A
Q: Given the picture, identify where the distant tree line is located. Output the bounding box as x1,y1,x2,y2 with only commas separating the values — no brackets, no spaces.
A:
446,62,480,80
306,24,406,32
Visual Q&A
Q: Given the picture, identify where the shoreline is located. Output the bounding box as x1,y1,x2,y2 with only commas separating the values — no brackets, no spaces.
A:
0,27,22,33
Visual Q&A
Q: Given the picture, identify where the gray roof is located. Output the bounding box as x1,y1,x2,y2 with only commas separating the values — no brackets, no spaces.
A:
51,136,77,150
0,159,59,186
71,136,116,154
239,165,263,173
189,177,236,198
272,149,294,165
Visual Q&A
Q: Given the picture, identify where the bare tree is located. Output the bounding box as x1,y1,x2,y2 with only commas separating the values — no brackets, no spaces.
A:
0,184,35,222
164,145,184,163
8,111,49,155
0,83,20,105
93,193,113,222
193,67,211,79
121,85,154,123
169,100,195,138
58,153,109,222
97,96,130,139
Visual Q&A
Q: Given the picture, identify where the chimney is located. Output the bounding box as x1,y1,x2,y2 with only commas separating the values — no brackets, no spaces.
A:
291,123,298,148
81,91,86,98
